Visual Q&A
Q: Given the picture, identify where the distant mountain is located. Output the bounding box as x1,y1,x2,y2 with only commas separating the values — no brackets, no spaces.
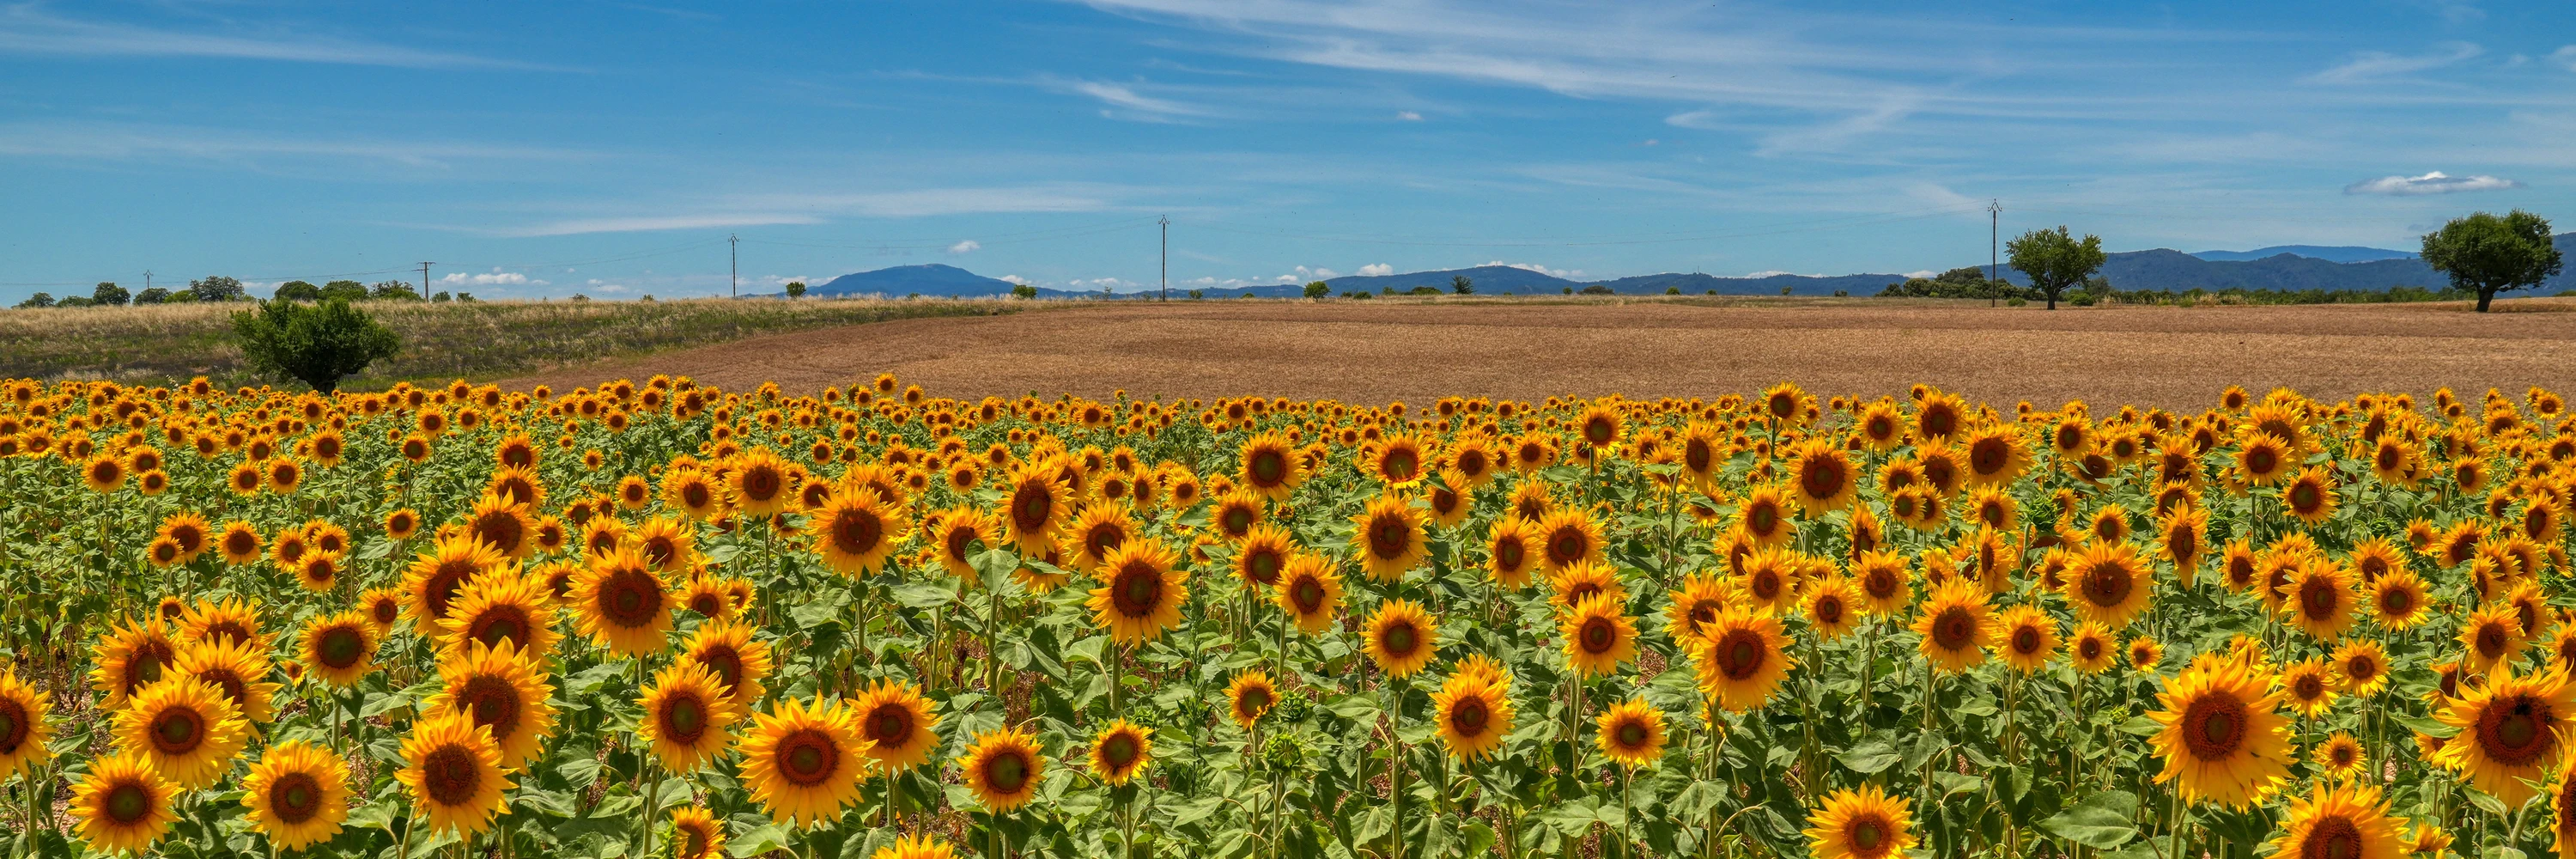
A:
1315,265,1583,295
1589,271,1909,296
809,264,1023,297
2189,246,2418,264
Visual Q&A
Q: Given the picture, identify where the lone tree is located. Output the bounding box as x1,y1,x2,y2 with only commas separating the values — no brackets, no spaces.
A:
231,298,400,393
191,275,246,302
785,281,808,299
2421,210,2563,313
2007,226,2107,310
93,282,130,306
1451,274,1474,295
1303,280,1330,300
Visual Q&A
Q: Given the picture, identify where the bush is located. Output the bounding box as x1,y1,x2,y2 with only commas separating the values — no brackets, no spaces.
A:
2007,296,2027,307
273,281,324,302
1407,285,1442,295
1665,286,1681,295
321,280,369,302
230,298,401,393
1579,284,1614,295
371,281,424,302
15,292,53,309
134,287,173,305
786,281,807,299
190,276,246,302
1188,289,1204,300
1011,283,1038,300
1303,281,1329,299
93,282,131,306
55,295,94,308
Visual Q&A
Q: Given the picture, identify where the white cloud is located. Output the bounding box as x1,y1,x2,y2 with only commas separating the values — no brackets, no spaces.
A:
2552,46,2576,72
0,6,552,70
2344,171,2522,195
947,240,981,254
2301,41,2482,85
1395,111,1423,121
499,214,821,237
1067,277,1138,291
439,269,546,286
1285,265,1340,279
0,119,589,168
1041,77,1212,120
1481,260,1583,278
1904,270,1938,278
1742,271,1824,277
1357,263,1394,276
998,274,1031,285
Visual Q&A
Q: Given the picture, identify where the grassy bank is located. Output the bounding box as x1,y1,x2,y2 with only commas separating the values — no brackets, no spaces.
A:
0,296,1035,389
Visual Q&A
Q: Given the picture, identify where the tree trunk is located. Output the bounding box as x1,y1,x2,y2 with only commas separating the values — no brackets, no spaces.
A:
2476,289,2494,313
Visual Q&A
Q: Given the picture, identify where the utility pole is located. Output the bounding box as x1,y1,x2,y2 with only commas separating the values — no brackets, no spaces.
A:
729,234,739,299
418,262,435,295
143,270,153,293
1157,216,1170,302
1987,199,2002,308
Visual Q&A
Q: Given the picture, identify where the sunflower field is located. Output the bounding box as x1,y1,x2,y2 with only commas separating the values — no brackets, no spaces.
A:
1,375,2573,859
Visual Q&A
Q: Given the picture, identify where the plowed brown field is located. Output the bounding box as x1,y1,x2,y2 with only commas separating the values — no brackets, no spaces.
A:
501,297,2576,408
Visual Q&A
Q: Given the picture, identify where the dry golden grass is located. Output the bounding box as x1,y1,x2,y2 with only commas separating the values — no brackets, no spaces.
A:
0,296,1033,388
503,295,2576,408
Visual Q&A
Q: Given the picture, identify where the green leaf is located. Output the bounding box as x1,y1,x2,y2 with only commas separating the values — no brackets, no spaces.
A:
890,582,956,608
2038,789,2141,850
1837,739,1902,775
1325,693,1382,722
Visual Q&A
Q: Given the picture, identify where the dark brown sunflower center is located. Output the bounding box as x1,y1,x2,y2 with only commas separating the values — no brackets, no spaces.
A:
1011,484,1053,532
865,705,913,746
831,509,885,557
982,751,1030,793
599,570,664,628
2479,698,2552,765
696,647,744,692
2181,693,2249,761
1718,630,1764,679
1101,734,1140,769
2300,580,2338,619
1249,450,1286,485
1801,457,1845,500
149,707,203,754
1112,564,1163,618
1291,578,1326,613
1931,608,1975,652
1616,721,1647,747
317,626,367,669
457,675,524,741
659,694,706,743
1450,696,1490,736
470,607,531,651
2300,814,2361,859
1579,617,1617,654
422,744,483,806
777,728,839,786
0,698,23,752
1380,623,1420,657
105,783,151,823
2080,563,2132,609
1244,550,1283,586
2011,626,2041,655
1369,515,1413,561
268,772,323,824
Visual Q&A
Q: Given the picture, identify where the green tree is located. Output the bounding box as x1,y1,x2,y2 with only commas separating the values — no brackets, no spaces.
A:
190,275,246,302
2006,226,2107,310
15,292,53,308
134,287,173,305
2420,210,2564,313
1303,280,1329,299
1011,283,1039,300
320,280,369,302
273,280,323,302
230,298,401,393
786,281,808,299
1451,274,1474,295
93,282,130,306
370,281,424,302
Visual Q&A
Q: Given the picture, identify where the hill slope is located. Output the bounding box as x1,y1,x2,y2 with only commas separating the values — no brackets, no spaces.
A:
2190,246,2417,263
810,264,1023,297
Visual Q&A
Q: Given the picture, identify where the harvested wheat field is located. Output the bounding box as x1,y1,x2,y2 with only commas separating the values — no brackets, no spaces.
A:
505,296,2576,407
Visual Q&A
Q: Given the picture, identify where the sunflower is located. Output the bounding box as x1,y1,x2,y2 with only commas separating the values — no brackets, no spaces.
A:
632,515,698,574
638,661,743,774
848,678,940,771
1802,783,1917,859
1225,670,1278,729
573,547,674,656
928,506,999,582
2554,755,2576,859
397,713,514,836
2335,639,2391,697
2432,667,2576,807
727,448,799,516
0,667,53,780
1364,599,1440,679
1783,438,1857,514
359,588,404,635
240,740,352,850
808,492,910,576
178,595,266,651
2148,649,2293,808
385,508,422,541
2370,570,2431,630
679,576,737,621
1087,719,1154,786
1994,606,2057,673
1913,580,1996,674
174,637,281,723
2315,732,2366,783
1595,698,1666,768
2269,782,2405,859
1369,433,1430,488
462,493,537,559
2158,507,2208,588
1432,670,1513,763
1803,576,1862,642
218,521,263,565
1959,423,2031,486
298,612,378,687
1559,593,1637,679
2129,635,2166,673
156,512,211,562
662,467,726,520
2067,622,2117,673
1087,538,1188,643
115,676,248,790
2063,541,2153,629
868,834,960,859
2458,603,2528,677
1546,560,1629,614
2280,656,2341,719
437,570,560,659
82,453,127,492
70,755,179,855
424,640,558,771
1735,547,1804,615
1235,431,1306,500
88,618,179,709
1665,573,1734,642
2237,431,2294,485
960,728,1046,813
669,807,727,859
1228,523,1295,591
2407,825,2453,857
1690,606,1795,713
1735,484,1795,546
682,618,776,704
1350,494,1428,582
1001,464,1072,553
2281,466,2339,525
1851,550,1912,616
404,536,507,629
740,697,871,826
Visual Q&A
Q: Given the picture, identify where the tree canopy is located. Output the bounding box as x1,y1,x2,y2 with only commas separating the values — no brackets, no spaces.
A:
2006,226,2108,310
2420,210,2563,313
230,298,401,393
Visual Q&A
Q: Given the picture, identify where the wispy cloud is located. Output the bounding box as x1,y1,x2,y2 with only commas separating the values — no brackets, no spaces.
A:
439,269,548,286
2552,46,2576,72
0,120,591,168
946,240,981,254
2301,41,2482,85
1040,76,1213,120
0,5,557,70
500,214,823,237
2343,171,2522,195
483,185,1133,237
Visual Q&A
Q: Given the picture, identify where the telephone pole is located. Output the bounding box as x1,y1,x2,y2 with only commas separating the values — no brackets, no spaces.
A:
729,234,739,299
418,262,435,295
143,271,153,293
1157,216,1170,302
1987,199,2002,308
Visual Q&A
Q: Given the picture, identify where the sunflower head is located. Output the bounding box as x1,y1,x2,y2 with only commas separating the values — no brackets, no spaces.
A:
682,618,776,704
396,712,514,836
1595,698,1666,768
740,697,872,827
1802,783,1916,859
2268,781,2404,859
1087,720,1154,786
2433,667,2576,807
299,612,379,687
1690,606,1795,713
1086,538,1188,644
960,728,1046,813
573,547,674,656
71,754,179,855
848,678,941,771
1912,580,1996,674
0,667,56,781
639,661,744,774
1559,593,1637,679
241,740,353,851
426,639,559,772
1364,599,1439,679
1351,494,1428,582
2148,649,2293,808
669,807,728,859
808,492,910,576
1432,669,1514,763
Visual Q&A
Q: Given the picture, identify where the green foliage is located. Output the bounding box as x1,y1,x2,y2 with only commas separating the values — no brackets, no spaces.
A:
1303,281,1330,299
134,287,173,304
2420,210,2564,312
371,281,425,302
91,282,131,306
322,280,370,302
786,281,808,299
1407,285,1443,295
230,298,402,393
2006,226,2108,309
273,280,325,302
1012,283,1041,300
1579,284,1614,295
13,292,52,309
1452,274,1475,295
189,275,246,302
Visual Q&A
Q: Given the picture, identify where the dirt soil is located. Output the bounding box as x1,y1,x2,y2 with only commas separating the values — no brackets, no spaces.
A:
501,297,2576,409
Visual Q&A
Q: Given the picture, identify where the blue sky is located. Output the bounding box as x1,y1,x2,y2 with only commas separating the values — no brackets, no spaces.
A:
3,0,2573,301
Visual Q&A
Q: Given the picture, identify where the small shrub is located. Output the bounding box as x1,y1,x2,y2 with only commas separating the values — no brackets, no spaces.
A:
1579,284,1614,295
230,299,401,393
